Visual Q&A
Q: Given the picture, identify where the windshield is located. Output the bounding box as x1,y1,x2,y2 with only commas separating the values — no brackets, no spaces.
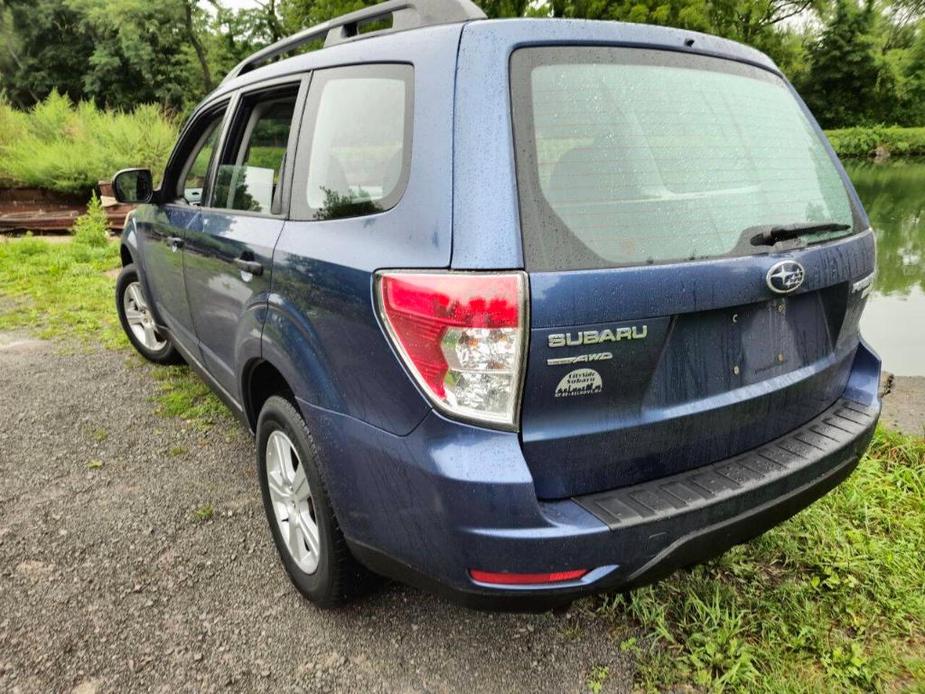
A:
510,47,856,270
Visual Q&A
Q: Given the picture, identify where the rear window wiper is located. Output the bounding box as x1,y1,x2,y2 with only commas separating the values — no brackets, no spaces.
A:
748,222,852,247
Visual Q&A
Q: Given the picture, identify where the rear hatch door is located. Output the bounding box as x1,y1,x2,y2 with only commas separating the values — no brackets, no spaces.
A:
510,46,875,498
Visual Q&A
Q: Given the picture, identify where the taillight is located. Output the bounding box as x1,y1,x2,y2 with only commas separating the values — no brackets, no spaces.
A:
375,271,528,430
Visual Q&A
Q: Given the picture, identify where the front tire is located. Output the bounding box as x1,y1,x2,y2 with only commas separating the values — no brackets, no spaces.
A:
257,396,371,607
115,264,181,364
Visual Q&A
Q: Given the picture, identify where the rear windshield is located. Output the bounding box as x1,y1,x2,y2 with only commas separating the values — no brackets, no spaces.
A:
510,47,856,271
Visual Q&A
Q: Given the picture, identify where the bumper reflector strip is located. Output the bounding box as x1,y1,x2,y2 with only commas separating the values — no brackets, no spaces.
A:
468,569,588,585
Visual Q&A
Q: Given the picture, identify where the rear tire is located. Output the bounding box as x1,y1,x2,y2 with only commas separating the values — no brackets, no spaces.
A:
115,264,182,365
257,395,372,607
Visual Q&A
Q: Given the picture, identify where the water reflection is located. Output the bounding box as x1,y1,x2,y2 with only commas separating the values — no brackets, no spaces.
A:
844,158,925,376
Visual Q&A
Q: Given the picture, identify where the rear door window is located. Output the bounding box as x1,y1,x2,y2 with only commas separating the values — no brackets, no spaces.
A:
212,90,299,215
292,63,413,221
510,47,856,270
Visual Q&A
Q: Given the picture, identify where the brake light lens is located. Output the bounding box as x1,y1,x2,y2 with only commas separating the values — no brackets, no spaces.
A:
376,271,528,429
469,569,589,585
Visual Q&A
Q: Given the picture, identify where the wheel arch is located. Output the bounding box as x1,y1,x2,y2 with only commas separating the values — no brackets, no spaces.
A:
120,243,134,267
242,358,298,431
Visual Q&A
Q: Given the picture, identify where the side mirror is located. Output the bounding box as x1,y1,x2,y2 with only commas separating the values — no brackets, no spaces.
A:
112,168,154,204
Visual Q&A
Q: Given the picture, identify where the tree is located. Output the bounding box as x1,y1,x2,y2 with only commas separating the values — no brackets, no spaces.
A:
905,21,925,123
204,0,285,81
0,0,94,108
803,0,881,128
65,0,212,110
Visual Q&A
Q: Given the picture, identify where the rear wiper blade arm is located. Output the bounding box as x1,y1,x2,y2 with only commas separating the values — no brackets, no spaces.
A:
748,222,852,247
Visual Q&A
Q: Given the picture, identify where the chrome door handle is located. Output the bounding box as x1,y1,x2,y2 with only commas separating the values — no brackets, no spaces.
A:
168,236,184,251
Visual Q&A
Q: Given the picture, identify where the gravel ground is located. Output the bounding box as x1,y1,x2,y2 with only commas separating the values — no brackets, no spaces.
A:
0,333,632,694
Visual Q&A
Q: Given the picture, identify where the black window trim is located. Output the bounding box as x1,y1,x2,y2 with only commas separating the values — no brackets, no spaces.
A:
161,99,231,207
199,74,311,220
289,62,414,222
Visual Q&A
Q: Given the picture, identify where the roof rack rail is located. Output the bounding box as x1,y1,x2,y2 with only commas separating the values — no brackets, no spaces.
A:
222,0,486,84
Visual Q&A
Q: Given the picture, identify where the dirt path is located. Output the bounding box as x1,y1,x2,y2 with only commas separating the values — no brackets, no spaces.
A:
0,335,631,693
880,373,925,438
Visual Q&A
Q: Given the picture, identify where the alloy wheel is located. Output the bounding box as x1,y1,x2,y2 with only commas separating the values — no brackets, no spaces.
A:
123,281,167,352
265,430,321,574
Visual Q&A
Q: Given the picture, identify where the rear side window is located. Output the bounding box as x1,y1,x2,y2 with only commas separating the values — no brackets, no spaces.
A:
292,64,412,221
511,47,855,270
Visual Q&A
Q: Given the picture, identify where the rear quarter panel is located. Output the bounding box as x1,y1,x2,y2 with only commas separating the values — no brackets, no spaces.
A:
261,25,462,436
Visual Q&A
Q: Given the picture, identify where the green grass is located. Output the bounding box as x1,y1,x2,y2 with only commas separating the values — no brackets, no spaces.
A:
0,235,227,428
150,364,232,430
193,504,215,522
594,428,925,692
825,126,925,158
0,235,123,344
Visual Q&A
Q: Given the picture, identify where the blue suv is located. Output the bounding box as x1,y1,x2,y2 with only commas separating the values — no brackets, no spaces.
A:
112,0,881,609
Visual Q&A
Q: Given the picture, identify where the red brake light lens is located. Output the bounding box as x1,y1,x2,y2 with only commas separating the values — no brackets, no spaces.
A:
468,569,589,585
376,271,528,429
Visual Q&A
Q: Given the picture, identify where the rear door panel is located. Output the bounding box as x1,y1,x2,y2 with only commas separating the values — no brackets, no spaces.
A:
184,213,282,395
521,232,875,498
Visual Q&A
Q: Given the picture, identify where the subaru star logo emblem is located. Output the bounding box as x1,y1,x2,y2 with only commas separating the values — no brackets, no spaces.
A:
766,261,805,294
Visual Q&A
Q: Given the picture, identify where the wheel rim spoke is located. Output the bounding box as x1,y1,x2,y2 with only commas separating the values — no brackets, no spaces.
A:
128,284,146,310
286,515,305,560
298,512,321,556
142,323,158,348
275,435,292,483
266,470,288,504
291,464,310,502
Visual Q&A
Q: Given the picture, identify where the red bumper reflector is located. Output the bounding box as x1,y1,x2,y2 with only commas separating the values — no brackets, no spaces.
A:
468,569,588,585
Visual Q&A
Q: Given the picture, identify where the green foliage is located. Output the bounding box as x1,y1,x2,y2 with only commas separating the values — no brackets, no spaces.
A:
825,125,925,157
71,193,110,247
65,0,206,110
904,24,925,124
0,92,178,194
1,0,924,131
0,0,95,107
585,664,609,693
803,0,881,128
595,428,925,691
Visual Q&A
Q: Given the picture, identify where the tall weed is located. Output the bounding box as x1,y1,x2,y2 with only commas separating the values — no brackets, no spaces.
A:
0,92,178,194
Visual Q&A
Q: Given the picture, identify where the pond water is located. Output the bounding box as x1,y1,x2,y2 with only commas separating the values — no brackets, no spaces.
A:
844,159,925,377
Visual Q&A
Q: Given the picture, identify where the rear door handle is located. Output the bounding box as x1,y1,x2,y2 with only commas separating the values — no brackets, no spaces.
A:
234,257,264,277
167,236,184,251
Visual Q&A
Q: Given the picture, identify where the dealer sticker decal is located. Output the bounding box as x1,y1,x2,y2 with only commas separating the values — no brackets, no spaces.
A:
554,368,603,398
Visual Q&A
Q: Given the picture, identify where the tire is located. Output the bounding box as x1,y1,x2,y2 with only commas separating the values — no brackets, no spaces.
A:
115,264,182,365
257,395,372,607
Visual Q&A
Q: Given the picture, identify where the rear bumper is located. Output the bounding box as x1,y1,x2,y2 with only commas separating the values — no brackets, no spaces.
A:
575,397,878,591
304,344,881,610
346,397,878,609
